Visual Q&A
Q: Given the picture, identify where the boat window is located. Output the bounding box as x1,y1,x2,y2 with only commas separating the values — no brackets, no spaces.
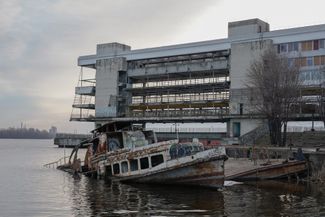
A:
121,161,128,173
130,159,139,171
105,165,112,176
151,154,164,167
108,138,121,151
113,163,120,174
140,157,149,170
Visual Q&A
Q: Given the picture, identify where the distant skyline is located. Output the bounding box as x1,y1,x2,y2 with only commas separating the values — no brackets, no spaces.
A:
1,0,325,133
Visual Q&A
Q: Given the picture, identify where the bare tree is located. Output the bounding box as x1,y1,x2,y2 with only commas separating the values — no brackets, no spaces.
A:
247,47,301,146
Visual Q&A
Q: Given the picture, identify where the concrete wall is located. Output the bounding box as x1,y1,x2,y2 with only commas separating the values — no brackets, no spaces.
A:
95,43,130,118
228,18,269,38
228,118,264,138
228,39,273,138
230,39,273,90
96,42,131,57
95,57,127,117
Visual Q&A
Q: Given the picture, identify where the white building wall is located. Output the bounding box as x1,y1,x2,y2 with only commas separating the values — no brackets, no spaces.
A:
229,119,264,138
230,39,273,90
228,39,273,137
75,19,325,139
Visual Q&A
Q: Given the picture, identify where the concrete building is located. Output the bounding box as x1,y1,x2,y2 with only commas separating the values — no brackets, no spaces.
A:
71,18,325,140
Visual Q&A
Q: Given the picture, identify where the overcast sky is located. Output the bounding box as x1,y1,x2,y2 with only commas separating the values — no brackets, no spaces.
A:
1,0,325,133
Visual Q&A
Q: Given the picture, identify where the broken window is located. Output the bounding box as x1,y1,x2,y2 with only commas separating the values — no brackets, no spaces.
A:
140,157,149,170
105,165,112,176
113,163,120,174
121,161,128,173
151,154,164,167
130,159,139,171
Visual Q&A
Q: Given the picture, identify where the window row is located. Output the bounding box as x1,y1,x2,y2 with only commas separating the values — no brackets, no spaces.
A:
132,92,229,104
130,108,229,117
299,70,325,83
131,77,229,89
278,39,325,53
289,55,325,67
132,107,229,112
109,154,164,175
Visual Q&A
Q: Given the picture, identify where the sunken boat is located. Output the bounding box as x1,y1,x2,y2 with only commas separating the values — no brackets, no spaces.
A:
67,122,228,188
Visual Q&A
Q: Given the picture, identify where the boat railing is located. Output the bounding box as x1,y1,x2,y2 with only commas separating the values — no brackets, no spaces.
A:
43,156,70,169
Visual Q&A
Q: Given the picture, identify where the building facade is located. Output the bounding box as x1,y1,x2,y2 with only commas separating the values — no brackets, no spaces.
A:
71,18,325,139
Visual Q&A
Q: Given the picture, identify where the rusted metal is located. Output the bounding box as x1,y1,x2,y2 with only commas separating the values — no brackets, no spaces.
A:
226,160,307,181
55,122,228,188
110,153,227,188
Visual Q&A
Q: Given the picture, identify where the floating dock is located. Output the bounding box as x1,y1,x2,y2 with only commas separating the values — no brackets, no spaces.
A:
54,133,91,148
225,158,307,181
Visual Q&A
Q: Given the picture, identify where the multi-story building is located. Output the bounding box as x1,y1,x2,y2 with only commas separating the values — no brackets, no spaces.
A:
71,18,325,139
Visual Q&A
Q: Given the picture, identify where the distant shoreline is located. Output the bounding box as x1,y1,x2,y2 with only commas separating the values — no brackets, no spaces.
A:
0,126,56,140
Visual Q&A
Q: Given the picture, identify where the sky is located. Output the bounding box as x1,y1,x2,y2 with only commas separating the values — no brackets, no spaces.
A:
1,0,325,133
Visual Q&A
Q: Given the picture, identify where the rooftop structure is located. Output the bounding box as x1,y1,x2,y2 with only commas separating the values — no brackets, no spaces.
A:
71,18,325,139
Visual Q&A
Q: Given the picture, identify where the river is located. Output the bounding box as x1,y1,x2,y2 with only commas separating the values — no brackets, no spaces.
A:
0,139,324,217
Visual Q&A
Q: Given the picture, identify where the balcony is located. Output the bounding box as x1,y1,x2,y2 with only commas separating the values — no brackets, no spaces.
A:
70,114,95,122
72,104,95,109
75,86,96,96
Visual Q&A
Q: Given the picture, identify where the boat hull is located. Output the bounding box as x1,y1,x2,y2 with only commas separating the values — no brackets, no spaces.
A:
110,155,226,188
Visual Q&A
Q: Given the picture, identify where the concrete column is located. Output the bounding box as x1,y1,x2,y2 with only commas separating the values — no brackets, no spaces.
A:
95,57,127,117
94,43,130,118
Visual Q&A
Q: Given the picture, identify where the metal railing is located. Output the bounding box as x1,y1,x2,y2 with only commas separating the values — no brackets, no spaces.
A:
43,156,70,169
146,127,226,133
129,108,229,118
286,126,325,132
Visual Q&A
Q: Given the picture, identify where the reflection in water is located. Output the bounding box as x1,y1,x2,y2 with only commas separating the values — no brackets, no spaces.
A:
223,181,325,217
66,177,325,217
70,179,225,216
0,140,324,217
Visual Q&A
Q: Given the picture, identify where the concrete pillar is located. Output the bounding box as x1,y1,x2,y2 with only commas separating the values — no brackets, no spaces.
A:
95,43,131,118
95,57,127,118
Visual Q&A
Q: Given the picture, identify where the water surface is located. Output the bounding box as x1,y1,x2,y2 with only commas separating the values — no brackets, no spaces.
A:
0,139,324,216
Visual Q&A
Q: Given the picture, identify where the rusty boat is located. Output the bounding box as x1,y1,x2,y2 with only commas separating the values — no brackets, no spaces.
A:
67,122,228,188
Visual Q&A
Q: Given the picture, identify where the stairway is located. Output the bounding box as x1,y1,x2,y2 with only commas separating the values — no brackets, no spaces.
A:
239,123,269,145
